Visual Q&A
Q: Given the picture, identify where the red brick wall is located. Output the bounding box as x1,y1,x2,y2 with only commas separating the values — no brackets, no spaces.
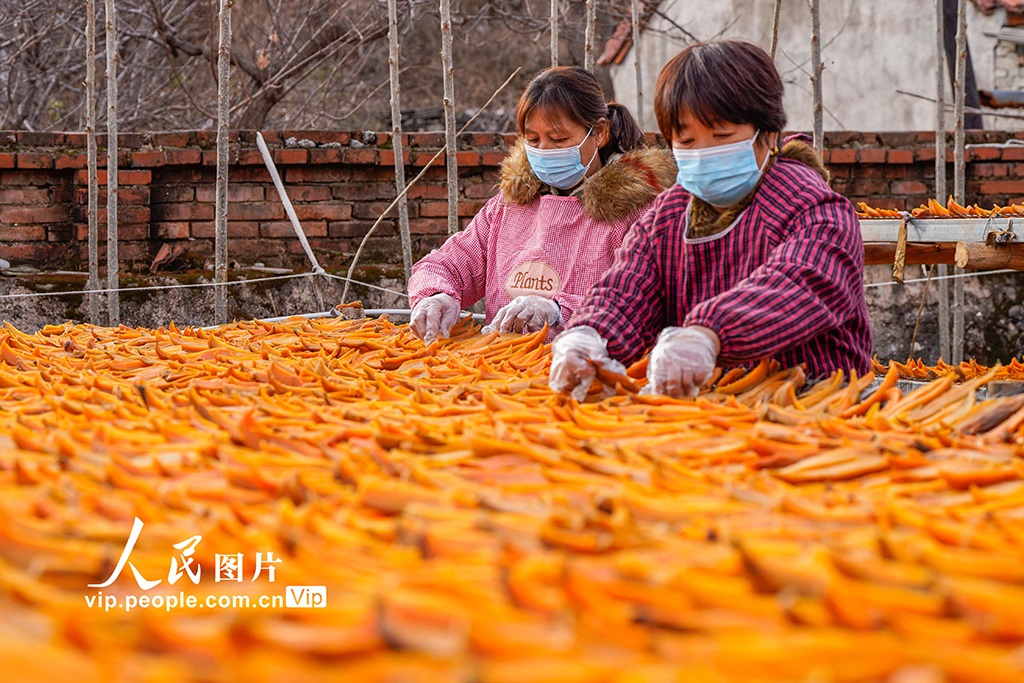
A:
2,129,1024,270
822,131,1024,211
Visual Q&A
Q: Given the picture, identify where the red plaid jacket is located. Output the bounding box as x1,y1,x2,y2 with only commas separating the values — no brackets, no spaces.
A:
571,156,873,378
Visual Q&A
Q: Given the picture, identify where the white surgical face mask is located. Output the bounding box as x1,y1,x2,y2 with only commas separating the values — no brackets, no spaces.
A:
525,128,598,190
673,131,770,206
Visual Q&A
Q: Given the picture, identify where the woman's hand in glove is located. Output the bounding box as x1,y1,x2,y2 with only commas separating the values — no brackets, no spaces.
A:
409,293,460,345
642,325,720,398
549,326,626,402
484,296,561,334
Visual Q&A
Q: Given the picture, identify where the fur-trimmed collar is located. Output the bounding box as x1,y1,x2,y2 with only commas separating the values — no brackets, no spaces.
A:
499,139,677,223
687,139,830,239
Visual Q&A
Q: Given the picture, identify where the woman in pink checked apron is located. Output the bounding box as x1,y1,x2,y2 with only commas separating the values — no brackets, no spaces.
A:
408,66,676,345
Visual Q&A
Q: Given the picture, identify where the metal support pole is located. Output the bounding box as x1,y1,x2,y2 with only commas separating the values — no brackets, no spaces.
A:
631,0,643,125
254,132,326,312
439,0,459,235
388,0,413,283
104,0,119,326
585,0,597,72
935,0,951,361
809,0,823,157
214,0,233,325
952,0,967,364
86,0,100,324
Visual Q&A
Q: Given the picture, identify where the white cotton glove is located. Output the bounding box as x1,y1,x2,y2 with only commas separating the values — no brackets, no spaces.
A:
549,326,627,402
409,293,460,346
642,326,721,398
483,295,561,334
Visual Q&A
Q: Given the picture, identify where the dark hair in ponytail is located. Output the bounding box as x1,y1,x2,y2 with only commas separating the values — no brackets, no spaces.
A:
515,66,647,163
603,101,645,159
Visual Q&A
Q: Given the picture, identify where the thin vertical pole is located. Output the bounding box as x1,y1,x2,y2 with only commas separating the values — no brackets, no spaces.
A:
388,0,412,283
770,0,783,60
953,0,967,218
809,0,823,157
631,0,643,125
952,0,967,364
439,0,458,235
585,0,597,72
935,0,948,203
935,0,950,361
214,0,232,325
550,0,559,67
936,272,952,362
104,0,119,326
86,0,100,324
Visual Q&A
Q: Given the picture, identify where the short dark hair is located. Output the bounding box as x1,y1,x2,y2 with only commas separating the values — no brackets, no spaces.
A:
654,40,786,144
515,66,646,162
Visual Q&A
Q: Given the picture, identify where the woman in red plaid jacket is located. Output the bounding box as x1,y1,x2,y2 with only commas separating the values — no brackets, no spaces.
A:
550,40,872,400
408,67,676,345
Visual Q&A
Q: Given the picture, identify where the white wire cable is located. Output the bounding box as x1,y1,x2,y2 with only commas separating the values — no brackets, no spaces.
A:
863,268,1018,289
200,308,484,330
0,270,409,301
235,309,485,324
320,272,408,298
3,259,1013,304
0,272,308,300
2,269,1015,298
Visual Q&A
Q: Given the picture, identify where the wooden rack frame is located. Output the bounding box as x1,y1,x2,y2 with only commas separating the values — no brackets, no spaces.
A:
860,218,1024,271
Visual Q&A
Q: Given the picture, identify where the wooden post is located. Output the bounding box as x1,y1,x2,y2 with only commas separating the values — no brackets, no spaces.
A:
439,0,458,236
770,0,783,60
952,0,967,364
631,0,643,124
214,0,233,325
942,0,983,130
935,0,951,361
550,0,559,67
955,242,1024,270
585,0,597,72
934,0,948,204
104,0,119,326
809,0,823,157
388,0,413,283
86,0,100,324
936,261,952,358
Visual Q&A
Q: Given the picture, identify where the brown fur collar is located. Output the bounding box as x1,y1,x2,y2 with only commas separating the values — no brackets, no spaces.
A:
499,139,677,222
687,139,830,239
780,138,830,183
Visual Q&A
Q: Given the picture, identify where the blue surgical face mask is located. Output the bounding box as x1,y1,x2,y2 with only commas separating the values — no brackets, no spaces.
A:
525,129,597,190
673,131,769,207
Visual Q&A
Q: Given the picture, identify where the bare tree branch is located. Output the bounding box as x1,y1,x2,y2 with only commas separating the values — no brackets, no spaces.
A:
0,0,642,132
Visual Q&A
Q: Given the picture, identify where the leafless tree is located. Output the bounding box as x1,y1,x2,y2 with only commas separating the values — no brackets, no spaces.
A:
0,0,675,133
0,0,400,131
142,0,392,128
0,1,86,130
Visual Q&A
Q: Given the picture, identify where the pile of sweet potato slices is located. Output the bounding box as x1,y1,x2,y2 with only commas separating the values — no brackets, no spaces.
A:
2,316,1024,682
